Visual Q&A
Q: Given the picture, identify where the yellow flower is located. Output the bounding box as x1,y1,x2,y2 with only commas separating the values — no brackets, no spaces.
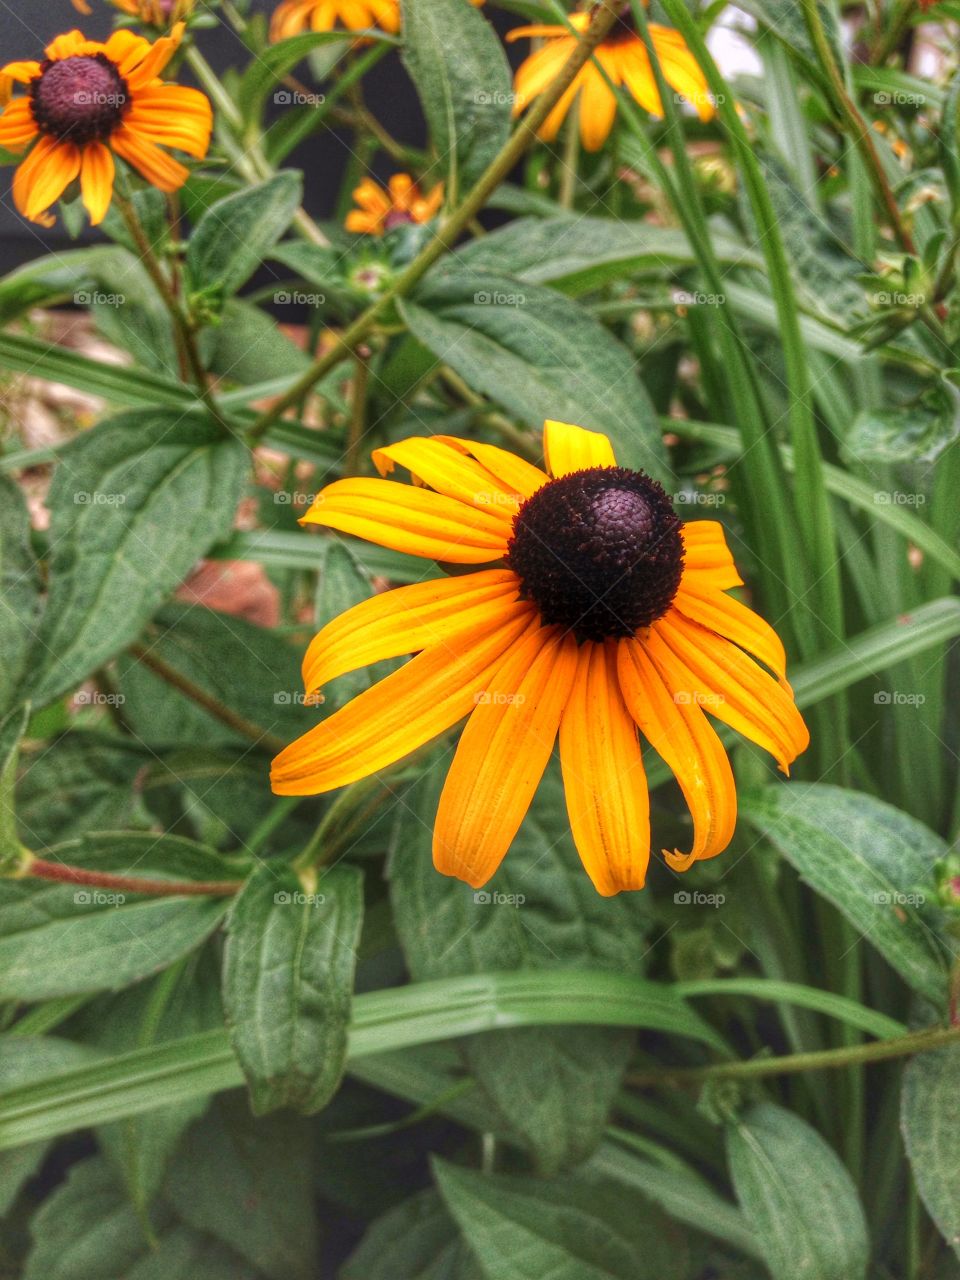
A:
271,422,809,897
345,173,444,236
270,0,483,41
0,25,211,227
71,0,196,27
508,6,714,152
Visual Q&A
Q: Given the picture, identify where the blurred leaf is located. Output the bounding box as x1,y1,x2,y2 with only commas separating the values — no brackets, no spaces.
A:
342,1188,484,1280
240,30,373,126
902,1043,960,1260
126,1227,264,1280
23,1156,167,1280
0,332,194,409
402,0,512,200
0,476,40,718
726,1102,869,1280
205,299,310,385
223,863,364,1114
0,705,29,871
845,387,960,465
391,763,659,1173
90,950,224,1212
0,1037,100,1217
741,784,950,1003
434,1161,697,1279
186,173,303,306
27,412,247,708
400,272,666,476
166,1096,317,1280
0,834,236,1000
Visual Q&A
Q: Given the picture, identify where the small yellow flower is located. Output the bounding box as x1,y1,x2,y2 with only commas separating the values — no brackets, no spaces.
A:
345,173,444,236
270,0,483,41
272,422,809,896
0,24,211,226
72,0,196,26
508,4,714,152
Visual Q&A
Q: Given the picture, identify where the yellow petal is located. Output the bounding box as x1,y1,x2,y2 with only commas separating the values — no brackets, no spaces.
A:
578,61,618,152
543,419,617,476
618,636,737,868
79,141,115,226
432,435,549,500
433,623,578,887
110,126,188,192
680,520,743,589
300,478,511,563
650,24,714,122
371,437,520,521
272,600,535,795
674,580,787,682
14,137,80,224
0,98,39,151
302,568,522,699
559,641,650,895
647,613,810,773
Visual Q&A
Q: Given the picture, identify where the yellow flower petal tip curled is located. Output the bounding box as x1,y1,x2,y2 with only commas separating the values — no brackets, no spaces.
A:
345,173,444,236
270,0,483,41
71,0,197,27
271,421,809,897
507,3,715,152
0,25,211,227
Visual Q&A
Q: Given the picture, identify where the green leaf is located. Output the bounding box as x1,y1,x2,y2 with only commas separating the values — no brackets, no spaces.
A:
342,1188,484,1280
0,1037,100,1217
126,1228,264,1280
27,412,247,707
205,298,311,385
166,1096,318,1280
845,392,960,465
740,784,950,1003
401,0,512,201
902,1043,960,1260
400,272,666,475
116,603,308,749
392,763,681,1173
455,216,760,294
0,834,235,1000
0,475,41,718
23,1156,165,1280
0,332,195,409
186,173,303,304
726,1102,869,1280
0,705,29,872
223,863,364,1114
434,1160,697,1280
240,29,379,127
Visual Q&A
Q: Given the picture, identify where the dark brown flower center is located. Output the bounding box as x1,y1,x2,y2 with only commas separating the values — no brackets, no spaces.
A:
30,55,130,145
506,466,684,643
383,209,416,230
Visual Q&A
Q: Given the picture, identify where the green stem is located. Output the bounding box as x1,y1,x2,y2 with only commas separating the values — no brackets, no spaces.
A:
628,1022,960,1088
14,854,241,898
246,0,625,443
345,348,371,476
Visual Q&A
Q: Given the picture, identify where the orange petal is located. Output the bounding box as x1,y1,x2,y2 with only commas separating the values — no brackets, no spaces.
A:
647,613,809,773
124,86,212,158
371,437,521,521
44,31,87,61
433,623,578,887
650,24,714,122
302,568,522,698
110,126,188,192
618,636,736,869
680,520,743,589
432,436,549,501
0,62,42,85
578,61,619,152
674,580,787,682
271,599,535,794
559,641,650,895
0,98,39,151
13,137,80,224
300,478,511,563
543,419,617,476
122,23,186,89
511,38,575,115
619,42,664,117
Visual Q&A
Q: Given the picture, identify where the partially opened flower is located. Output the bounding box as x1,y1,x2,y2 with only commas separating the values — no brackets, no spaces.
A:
0,25,211,226
270,0,402,40
508,2,714,151
346,173,444,236
272,421,809,896
71,0,196,27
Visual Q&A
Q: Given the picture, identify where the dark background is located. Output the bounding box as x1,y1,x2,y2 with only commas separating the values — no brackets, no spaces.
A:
0,0,523,270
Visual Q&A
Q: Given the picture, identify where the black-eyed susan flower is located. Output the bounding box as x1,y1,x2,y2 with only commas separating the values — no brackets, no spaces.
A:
71,0,196,27
0,24,211,227
508,3,714,152
271,421,809,897
270,0,402,40
345,173,444,236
